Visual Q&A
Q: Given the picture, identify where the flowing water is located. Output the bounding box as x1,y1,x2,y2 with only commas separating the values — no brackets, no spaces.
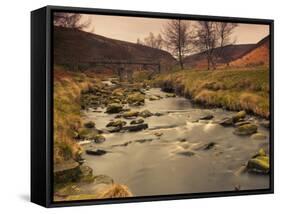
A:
81,88,270,197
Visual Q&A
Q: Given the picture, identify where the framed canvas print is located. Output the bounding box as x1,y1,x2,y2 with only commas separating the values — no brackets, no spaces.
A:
31,5,274,207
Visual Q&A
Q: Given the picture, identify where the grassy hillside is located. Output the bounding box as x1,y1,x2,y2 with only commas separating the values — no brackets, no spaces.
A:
154,66,269,118
53,66,95,165
230,36,269,67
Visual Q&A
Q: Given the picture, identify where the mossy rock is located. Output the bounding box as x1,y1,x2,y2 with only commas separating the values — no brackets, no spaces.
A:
93,134,106,144
54,162,93,184
232,110,246,122
123,111,139,118
219,117,233,126
78,128,99,140
165,93,176,98
79,165,94,182
105,103,123,114
247,155,269,174
127,93,145,105
106,120,126,127
84,121,95,128
233,123,257,136
139,109,153,118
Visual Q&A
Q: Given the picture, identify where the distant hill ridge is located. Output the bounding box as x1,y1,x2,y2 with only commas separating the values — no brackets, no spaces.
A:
183,35,269,68
54,27,176,70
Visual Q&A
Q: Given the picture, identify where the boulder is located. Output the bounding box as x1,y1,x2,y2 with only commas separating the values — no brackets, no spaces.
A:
86,149,107,156
105,103,123,114
139,109,153,118
232,110,246,123
130,118,144,125
233,124,258,136
54,161,92,184
122,123,148,132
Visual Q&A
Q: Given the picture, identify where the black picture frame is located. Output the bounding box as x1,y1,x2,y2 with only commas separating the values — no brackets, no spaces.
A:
31,5,274,208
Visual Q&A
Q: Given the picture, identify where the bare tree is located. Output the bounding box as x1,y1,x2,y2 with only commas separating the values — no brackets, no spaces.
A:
137,33,164,49
144,32,157,48
53,13,90,30
163,20,191,69
216,22,238,65
195,21,218,70
155,34,164,50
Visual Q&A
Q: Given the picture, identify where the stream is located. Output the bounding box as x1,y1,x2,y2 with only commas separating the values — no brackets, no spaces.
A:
80,86,269,197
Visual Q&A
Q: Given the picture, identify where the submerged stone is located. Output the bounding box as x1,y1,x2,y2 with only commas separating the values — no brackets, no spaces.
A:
219,117,233,126
251,132,267,140
202,142,216,150
200,114,214,120
177,150,195,157
86,149,107,156
122,123,148,132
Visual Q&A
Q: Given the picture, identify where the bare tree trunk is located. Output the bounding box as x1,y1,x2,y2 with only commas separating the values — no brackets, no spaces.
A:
178,20,184,69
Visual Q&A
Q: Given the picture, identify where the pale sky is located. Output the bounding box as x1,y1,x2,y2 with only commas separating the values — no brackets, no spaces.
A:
81,14,269,45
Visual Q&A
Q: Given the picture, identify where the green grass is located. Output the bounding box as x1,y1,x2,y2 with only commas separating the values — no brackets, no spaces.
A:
153,66,269,118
